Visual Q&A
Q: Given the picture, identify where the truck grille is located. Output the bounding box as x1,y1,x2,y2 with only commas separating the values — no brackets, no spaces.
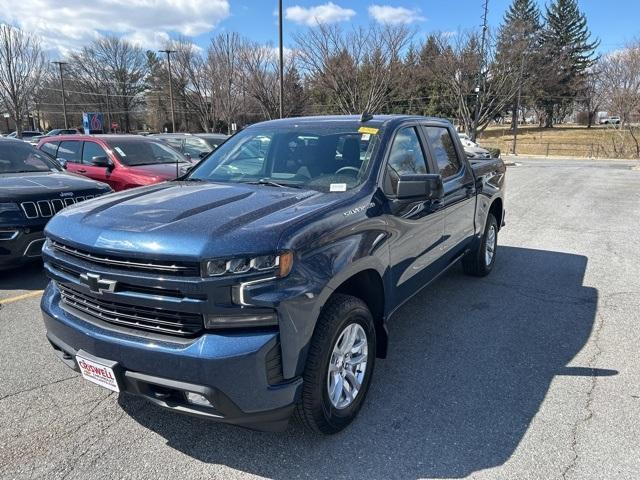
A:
58,283,204,337
21,196,93,219
50,240,201,277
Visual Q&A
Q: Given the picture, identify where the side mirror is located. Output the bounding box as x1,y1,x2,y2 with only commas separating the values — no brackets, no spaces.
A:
396,174,444,200
92,155,113,169
56,158,67,169
184,152,192,160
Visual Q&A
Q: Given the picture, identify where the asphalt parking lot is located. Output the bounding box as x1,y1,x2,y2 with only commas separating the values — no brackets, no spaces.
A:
1,157,639,480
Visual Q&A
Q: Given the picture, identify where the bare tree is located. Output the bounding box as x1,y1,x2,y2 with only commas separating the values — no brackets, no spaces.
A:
208,33,243,134
431,31,521,136
240,44,306,119
0,25,46,137
600,40,640,157
68,36,147,132
294,23,411,114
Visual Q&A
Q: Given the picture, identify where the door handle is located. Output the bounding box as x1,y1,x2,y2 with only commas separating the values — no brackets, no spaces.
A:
77,169,87,173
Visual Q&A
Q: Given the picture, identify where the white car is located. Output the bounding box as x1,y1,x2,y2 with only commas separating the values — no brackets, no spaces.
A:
458,133,479,148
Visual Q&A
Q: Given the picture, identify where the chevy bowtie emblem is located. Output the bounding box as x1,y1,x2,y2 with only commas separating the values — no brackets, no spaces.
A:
80,273,117,294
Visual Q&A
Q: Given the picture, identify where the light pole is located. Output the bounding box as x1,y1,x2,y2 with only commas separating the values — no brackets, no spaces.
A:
52,61,68,128
159,49,177,133
278,0,284,119
472,0,489,142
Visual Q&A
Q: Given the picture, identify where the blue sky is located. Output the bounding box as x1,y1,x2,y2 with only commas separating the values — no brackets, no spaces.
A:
0,1,635,56
201,1,635,53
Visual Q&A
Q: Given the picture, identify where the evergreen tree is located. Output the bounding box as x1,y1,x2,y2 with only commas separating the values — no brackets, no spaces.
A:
496,0,542,129
538,0,599,127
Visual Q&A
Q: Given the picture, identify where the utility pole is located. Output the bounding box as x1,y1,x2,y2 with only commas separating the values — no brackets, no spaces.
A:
512,52,525,155
472,0,489,142
278,0,284,119
52,61,68,128
105,87,112,133
159,50,177,133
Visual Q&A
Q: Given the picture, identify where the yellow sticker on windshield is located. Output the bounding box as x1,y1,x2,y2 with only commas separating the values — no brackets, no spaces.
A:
358,126,379,135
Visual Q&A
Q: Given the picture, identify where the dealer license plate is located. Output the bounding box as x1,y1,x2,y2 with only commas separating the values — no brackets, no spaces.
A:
76,355,120,393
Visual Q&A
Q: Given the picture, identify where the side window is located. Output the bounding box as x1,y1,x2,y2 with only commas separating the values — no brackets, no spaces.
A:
39,141,59,159
163,138,183,150
424,126,461,179
82,141,108,165
385,127,428,195
184,137,211,158
57,141,82,163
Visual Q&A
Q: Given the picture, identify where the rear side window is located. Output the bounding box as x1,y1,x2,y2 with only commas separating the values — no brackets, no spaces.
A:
184,137,211,158
57,141,82,163
163,138,183,150
424,126,461,179
40,141,59,159
384,127,428,195
82,141,108,165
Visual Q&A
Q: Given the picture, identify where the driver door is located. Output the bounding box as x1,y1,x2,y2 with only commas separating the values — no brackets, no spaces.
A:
382,125,446,307
79,141,113,188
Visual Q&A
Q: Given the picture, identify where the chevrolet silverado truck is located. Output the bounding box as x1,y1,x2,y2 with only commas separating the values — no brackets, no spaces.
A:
0,138,112,269
40,115,506,434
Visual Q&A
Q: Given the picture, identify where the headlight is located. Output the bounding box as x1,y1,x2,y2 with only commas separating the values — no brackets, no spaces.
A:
202,251,293,278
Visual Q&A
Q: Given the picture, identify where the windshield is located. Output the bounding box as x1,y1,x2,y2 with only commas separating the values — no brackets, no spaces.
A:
106,139,185,166
187,124,381,192
0,142,60,174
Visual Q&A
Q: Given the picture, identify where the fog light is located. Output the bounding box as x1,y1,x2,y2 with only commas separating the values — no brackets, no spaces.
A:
185,392,214,408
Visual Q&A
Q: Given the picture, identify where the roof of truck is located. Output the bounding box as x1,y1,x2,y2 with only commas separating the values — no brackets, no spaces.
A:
251,114,451,130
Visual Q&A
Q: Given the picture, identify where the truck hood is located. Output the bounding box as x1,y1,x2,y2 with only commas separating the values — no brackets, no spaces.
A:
0,171,109,201
45,181,344,260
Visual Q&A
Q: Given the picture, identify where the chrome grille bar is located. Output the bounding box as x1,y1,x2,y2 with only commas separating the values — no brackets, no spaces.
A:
51,240,199,275
58,283,203,337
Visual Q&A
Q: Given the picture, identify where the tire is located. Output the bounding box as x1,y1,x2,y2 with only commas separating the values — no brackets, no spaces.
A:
294,293,376,434
462,212,498,277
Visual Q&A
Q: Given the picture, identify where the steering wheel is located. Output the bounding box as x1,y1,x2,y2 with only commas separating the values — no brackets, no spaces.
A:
335,166,360,176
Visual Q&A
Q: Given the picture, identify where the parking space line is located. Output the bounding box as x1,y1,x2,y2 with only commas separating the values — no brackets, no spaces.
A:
0,290,44,306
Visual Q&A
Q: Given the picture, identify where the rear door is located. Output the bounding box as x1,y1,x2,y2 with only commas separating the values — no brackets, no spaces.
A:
57,140,83,175
382,125,446,306
80,141,112,186
422,125,476,257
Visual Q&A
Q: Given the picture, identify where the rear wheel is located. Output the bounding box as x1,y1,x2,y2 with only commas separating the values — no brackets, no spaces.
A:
295,294,376,434
462,212,498,277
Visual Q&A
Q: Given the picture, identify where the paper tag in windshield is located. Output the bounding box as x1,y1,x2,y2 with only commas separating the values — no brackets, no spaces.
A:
114,147,126,156
361,133,370,141
330,183,347,192
358,126,378,135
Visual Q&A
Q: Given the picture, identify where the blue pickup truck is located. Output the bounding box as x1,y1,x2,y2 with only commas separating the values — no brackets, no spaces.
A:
40,115,506,433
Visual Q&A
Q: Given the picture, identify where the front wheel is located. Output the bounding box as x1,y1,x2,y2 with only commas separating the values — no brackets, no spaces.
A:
295,294,376,434
462,212,498,277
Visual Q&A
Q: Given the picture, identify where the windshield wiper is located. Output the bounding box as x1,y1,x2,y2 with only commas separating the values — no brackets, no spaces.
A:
245,178,302,189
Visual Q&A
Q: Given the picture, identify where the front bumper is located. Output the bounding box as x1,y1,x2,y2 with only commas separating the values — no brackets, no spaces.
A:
41,283,303,431
0,227,45,268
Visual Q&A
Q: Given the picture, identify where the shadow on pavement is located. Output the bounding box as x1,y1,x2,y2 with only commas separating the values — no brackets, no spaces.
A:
120,246,607,479
0,261,48,292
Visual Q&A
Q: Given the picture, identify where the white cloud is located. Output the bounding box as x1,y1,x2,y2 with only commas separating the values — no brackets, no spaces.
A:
285,2,356,26
0,0,231,54
368,5,425,25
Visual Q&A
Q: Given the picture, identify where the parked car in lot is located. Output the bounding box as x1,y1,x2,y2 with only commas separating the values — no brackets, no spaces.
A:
37,135,192,191
7,130,42,140
457,133,493,159
600,115,621,125
0,139,111,269
40,115,506,433
151,133,229,160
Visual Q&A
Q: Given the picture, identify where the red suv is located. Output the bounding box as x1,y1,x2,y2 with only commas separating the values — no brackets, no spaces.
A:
36,135,191,191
